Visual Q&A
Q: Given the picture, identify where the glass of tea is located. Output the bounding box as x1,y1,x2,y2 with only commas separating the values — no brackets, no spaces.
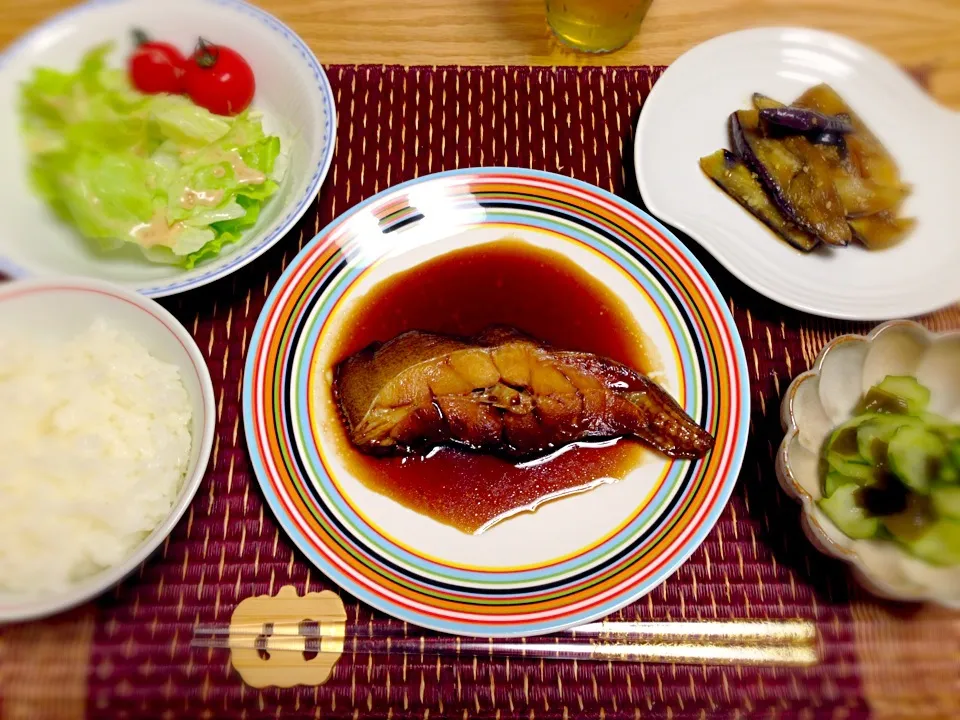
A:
545,0,654,53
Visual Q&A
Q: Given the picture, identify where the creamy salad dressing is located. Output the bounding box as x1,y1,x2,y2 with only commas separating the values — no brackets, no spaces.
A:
130,212,185,249
178,148,266,185
179,188,225,209
215,149,267,185
132,151,263,247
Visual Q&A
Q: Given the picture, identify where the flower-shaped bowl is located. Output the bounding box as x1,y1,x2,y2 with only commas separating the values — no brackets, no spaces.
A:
776,320,960,606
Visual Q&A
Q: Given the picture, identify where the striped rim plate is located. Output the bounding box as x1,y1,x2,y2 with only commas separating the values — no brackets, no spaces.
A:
243,168,750,636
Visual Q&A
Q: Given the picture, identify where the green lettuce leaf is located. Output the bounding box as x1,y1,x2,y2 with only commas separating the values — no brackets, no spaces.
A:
19,44,283,267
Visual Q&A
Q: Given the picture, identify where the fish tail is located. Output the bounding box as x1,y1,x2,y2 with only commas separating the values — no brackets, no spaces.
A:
624,378,715,459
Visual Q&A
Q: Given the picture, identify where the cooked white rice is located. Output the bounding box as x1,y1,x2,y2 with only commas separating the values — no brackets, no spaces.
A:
0,318,193,593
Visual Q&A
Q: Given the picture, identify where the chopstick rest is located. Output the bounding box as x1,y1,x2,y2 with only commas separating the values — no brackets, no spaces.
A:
227,585,347,688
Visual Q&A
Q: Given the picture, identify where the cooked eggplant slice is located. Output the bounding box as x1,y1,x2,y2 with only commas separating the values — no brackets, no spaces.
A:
699,149,819,252
753,94,852,136
849,212,916,250
812,131,846,147
750,93,891,225
834,175,908,217
736,108,762,131
730,111,851,246
793,84,850,115
845,133,902,188
774,98,907,217
759,107,853,134
751,93,784,111
754,94,860,210
708,85,912,253
794,84,903,189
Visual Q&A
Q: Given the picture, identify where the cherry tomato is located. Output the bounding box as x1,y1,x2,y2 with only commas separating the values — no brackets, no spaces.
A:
184,41,256,116
129,41,187,94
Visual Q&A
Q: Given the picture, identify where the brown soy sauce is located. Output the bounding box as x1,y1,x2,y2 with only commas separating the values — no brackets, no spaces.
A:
329,239,657,534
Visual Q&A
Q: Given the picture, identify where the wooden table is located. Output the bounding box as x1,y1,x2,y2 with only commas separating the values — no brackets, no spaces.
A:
3,0,960,108
1,2,959,719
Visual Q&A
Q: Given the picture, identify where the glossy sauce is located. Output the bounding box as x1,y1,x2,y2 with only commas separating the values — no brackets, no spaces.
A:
329,239,658,534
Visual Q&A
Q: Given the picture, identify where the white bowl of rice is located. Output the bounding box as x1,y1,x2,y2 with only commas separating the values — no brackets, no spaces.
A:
0,277,214,622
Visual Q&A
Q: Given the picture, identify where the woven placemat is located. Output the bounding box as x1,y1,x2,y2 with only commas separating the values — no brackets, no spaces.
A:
2,65,959,720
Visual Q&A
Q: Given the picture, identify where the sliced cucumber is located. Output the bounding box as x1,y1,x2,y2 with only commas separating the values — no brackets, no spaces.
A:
855,388,909,415
880,494,931,541
866,414,921,430
921,411,954,428
887,425,945,494
818,484,879,539
815,374,957,556
825,415,873,460
921,413,960,437
901,520,960,566
932,486,960,520
826,453,876,483
856,416,918,465
949,439,960,471
824,469,862,497
874,375,930,414
940,463,959,485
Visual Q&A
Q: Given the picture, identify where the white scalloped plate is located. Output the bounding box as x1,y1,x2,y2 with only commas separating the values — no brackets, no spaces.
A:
635,28,960,321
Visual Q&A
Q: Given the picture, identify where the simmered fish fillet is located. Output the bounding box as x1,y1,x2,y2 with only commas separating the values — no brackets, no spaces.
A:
333,327,714,460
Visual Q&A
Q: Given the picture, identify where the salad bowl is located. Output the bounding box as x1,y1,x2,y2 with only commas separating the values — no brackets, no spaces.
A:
0,0,336,297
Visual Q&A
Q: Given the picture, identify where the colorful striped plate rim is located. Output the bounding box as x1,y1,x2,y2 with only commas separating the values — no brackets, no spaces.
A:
243,168,750,636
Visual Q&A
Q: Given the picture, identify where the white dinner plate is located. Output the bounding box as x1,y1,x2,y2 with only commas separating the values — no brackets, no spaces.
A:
635,27,960,320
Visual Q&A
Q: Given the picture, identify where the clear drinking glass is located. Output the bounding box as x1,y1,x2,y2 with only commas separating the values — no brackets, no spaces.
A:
545,0,654,53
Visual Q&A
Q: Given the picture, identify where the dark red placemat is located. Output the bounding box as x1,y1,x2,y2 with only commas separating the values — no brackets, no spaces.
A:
8,65,959,719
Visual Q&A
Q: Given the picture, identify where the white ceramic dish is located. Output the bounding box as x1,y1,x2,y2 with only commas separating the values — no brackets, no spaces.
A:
635,27,960,321
776,320,960,606
0,0,336,298
0,278,215,622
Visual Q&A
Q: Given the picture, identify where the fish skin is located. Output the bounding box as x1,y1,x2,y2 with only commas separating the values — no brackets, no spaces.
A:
333,326,714,460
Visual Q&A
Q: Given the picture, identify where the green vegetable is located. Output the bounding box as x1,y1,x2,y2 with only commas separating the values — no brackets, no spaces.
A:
818,484,879,539
880,494,931,541
824,469,858,497
825,415,872,460
19,44,283,267
940,461,959,485
901,520,960,566
861,375,930,414
887,425,945,494
855,415,918,464
932,486,960,520
818,374,960,565
826,452,876,483
950,441,960,477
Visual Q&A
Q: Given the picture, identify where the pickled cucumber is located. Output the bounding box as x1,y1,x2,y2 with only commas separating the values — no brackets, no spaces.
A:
816,374,960,565
818,484,879,539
